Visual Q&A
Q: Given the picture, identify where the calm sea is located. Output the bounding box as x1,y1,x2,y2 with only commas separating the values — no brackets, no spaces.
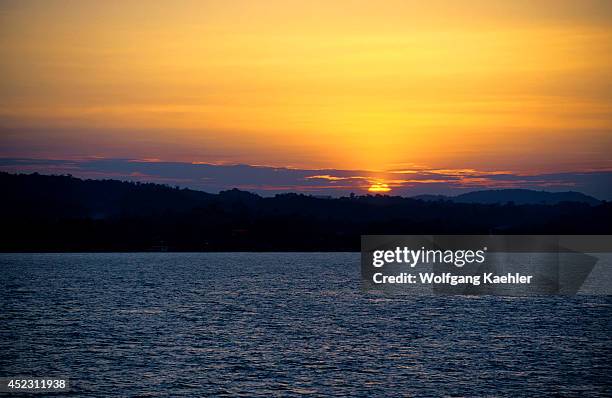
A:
1,253,610,396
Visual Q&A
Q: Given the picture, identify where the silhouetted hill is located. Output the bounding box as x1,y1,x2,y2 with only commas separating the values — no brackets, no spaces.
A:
414,189,600,205
412,194,450,202
1,172,610,251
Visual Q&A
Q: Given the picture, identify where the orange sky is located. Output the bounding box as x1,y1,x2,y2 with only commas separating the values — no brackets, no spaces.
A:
1,0,611,173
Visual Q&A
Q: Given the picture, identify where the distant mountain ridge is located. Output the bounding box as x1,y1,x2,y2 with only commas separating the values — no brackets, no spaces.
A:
1,172,611,251
413,189,601,205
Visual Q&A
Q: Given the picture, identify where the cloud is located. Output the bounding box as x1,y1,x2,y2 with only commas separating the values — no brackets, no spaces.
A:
0,157,611,199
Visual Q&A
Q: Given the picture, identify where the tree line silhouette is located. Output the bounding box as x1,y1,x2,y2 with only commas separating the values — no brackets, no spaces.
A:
2,172,610,251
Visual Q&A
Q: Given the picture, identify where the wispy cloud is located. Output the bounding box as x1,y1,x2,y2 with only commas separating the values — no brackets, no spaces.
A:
1,157,610,199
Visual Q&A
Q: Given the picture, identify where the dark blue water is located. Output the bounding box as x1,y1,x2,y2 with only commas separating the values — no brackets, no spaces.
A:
1,253,610,396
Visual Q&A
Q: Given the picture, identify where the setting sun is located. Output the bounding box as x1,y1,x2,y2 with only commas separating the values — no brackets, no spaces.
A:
368,182,391,194
1,2,611,396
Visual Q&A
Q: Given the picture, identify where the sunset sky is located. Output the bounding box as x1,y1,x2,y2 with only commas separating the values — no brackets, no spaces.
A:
1,0,611,194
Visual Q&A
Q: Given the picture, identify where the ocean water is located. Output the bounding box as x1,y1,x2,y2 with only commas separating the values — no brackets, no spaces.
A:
0,253,610,397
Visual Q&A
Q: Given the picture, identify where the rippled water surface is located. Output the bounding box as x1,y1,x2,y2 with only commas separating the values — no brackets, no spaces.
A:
1,253,610,396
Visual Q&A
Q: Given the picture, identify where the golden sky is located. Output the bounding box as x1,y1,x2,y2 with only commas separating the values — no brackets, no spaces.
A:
1,0,611,173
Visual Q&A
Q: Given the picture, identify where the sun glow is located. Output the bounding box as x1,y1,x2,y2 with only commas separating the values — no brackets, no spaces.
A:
368,182,391,194
1,1,611,172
